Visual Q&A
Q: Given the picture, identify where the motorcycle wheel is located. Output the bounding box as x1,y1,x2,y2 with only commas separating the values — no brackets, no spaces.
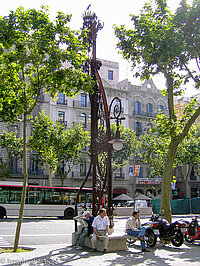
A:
184,234,195,243
145,229,157,247
171,230,184,247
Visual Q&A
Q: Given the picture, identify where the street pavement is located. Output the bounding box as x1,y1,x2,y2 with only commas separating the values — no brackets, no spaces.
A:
0,215,200,266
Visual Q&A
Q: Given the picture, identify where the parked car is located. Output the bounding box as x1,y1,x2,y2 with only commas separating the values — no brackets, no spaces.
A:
125,200,148,208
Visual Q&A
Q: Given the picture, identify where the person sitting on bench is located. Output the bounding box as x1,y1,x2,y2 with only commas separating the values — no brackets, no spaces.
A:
91,208,109,253
75,210,94,250
125,211,150,252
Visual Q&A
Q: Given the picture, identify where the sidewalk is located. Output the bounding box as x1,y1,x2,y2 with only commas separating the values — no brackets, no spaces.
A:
1,241,200,266
0,215,200,266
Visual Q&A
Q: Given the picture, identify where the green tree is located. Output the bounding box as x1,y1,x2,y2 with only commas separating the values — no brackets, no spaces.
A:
111,123,138,170
139,119,169,178
0,130,23,179
114,0,200,221
29,111,89,186
0,6,93,251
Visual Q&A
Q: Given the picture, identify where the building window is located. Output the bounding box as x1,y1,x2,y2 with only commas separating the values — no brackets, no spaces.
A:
147,103,153,116
88,114,91,129
114,168,125,179
31,154,39,174
81,94,87,107
190,167,196,180
58,93,67,105
158,104,165,114
10,156,18,174
80,113,87,128
88,97,91,108
135,122,143,136
80,159,86,176
58,111,65,122
135,101,142,115
108,70,113,80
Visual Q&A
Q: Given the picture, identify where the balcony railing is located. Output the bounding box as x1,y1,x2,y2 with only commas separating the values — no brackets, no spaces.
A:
9,168,22,174
57,99,68,105
133,111,157,118
114,173,125,179
73,100,91,108
28,168,44,175
71,170,86,179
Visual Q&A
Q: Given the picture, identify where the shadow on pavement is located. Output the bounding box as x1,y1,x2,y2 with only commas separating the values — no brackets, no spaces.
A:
5,242,200,266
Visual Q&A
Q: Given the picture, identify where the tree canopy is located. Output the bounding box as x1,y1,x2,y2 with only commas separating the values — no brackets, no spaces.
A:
29,111,89,186
0,6,93,251
114,0,200,222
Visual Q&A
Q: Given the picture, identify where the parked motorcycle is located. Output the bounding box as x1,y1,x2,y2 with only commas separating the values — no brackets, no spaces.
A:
126,224,157,248
184,216,200,243
147,214,184,247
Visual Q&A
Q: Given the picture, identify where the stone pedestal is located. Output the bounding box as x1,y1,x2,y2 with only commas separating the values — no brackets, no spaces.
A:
84,234,128,252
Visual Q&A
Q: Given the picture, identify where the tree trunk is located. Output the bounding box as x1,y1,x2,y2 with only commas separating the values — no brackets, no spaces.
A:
160,139,179,222
13,113,27,252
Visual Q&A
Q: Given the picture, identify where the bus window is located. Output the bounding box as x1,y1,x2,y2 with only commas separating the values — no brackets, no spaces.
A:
0,188,9,203
10,190,22,203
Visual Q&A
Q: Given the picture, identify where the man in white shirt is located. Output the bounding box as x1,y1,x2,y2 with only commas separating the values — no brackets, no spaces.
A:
125,211,150,252
91,208,109,253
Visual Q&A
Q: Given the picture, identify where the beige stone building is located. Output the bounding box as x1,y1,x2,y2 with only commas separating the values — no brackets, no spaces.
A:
0,59,168,198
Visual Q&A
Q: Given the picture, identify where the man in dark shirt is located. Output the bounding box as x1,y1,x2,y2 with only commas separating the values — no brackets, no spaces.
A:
75,211,94,249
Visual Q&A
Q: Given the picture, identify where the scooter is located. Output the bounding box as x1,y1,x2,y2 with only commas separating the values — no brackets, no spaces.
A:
184,216,200,243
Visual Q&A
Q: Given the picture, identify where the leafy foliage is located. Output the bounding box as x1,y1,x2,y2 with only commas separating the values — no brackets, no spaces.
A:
28,111,89,185
111,123,138,170
0,6,93,122
114,0,200,91
0,130,23,178
114,0,200,221
0,6,93,251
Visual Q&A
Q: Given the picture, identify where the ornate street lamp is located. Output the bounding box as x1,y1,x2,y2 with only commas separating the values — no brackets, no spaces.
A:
75,6,125,229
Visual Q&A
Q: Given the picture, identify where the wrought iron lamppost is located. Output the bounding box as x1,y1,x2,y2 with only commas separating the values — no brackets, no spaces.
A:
75,6,125,229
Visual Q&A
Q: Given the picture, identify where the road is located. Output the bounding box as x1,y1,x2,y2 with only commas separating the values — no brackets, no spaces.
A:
0,216,194,247
0,217,74,247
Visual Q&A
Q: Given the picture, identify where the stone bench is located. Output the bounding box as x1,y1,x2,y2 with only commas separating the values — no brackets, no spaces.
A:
72,232,139,252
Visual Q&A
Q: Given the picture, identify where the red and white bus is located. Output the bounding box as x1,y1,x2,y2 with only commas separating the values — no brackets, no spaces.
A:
0,181,92,219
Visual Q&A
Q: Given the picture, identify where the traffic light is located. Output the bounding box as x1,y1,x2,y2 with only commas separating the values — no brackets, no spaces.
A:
172,189,178,199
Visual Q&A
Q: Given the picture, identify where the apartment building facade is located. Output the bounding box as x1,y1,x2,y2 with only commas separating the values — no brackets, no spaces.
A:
0,59,168,198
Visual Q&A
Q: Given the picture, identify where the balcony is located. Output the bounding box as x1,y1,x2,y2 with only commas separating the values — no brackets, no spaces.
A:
133,111,157,118
73,100,91,108
71,170,86,179
114,173,125,179
57,99,68,105
28,168,44,175
10,168,22,174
